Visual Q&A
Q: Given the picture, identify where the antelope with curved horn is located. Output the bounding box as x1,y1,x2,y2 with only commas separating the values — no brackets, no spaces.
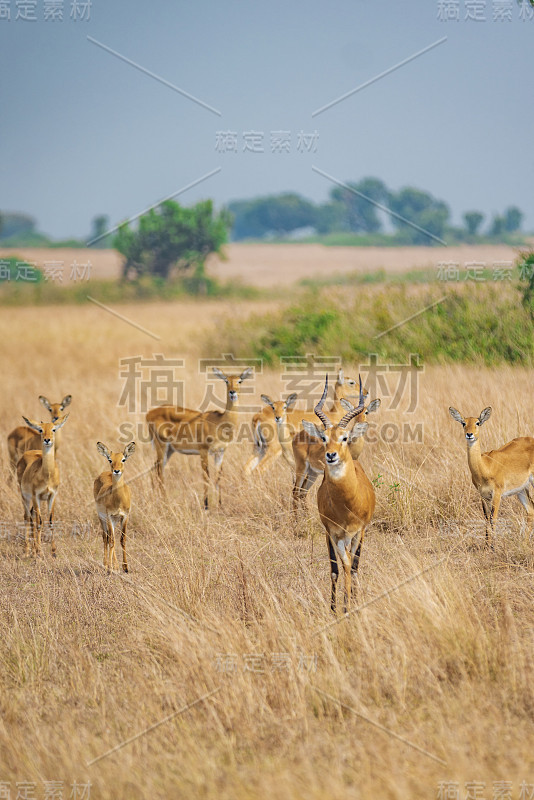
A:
147,367,253,508
16,413,69,557
449,406,534,547
94,441,136,573
292,382,380,512
8,394,72,469
270,368,366,472
244,393,298,475
301,377,375,613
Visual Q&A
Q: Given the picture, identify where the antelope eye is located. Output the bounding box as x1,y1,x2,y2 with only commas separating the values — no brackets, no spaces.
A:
461,422,465,427
475,422,479,426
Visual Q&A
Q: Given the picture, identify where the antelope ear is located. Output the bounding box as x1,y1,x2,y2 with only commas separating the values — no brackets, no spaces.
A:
261,394,274,409
53,413,69,430
449,407,465,425
212,367,229,384
39,396,52,412
337,368,344,385
340,398,355,412
97,441,112,461
349,422,368,441
61,394,72,408
302,420,323,440
23,417,43,434
286,392,298,409
123,441,136,460
366,398,381,414
238,367,254,383
478,407,492,426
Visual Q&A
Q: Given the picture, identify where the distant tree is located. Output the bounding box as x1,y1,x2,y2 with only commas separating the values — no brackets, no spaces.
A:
489,215,505,237
0,212,37,240
504,206,523,232
89,214,111,247
463,211,484,237
314,201,347,235
388,187,450,244
228,193,317,240
114,199,230,281
330,177,389,233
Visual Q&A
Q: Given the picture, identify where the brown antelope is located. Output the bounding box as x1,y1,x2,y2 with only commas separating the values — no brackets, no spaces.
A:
16,414,69,557
449,406,534,547
94,441,136,573
247,369,364,478
244,393,298,474
147,367,253,508
292,381,380,512
301,377,375,613
8,394,71,469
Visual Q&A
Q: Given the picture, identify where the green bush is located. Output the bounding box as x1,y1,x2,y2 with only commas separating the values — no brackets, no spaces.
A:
0,256,45,283
206,283,534,366
518,250,534,319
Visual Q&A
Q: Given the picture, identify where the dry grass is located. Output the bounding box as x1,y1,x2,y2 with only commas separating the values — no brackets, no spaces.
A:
1,302,534,799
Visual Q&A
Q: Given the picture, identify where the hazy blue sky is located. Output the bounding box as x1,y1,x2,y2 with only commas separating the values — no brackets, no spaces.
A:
1,0,533,239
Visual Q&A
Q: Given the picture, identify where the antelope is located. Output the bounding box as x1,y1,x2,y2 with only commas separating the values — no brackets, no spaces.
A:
449,406,534,547
146,367,253,508
244,393,298,475
301,377,375,613
16,413,69,557
292,382,380,512
8,394,72,469
94,441,136,573
246,369,364,477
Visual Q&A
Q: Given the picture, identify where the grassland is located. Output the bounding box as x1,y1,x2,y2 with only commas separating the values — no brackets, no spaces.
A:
1,298,534,800
0,241,524,288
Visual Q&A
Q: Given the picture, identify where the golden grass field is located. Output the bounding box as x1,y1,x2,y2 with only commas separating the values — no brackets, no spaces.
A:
1,299,534,800
0,241,524,286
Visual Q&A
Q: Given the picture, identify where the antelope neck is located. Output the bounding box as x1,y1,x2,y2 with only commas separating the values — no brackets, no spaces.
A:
40,445,56,479
466,438,487,482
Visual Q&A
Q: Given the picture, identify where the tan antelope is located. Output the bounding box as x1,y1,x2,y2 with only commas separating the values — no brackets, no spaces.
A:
8,394,71,469
292,379,380,512
147,366,253,508
16,413,69,557
246,369,364,478
449,406,534,547
301,377,375,612
245,369,364,482
244,393,298,474
94,441,136,573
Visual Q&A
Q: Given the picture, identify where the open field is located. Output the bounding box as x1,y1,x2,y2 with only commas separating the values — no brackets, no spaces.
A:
1,301,534,799
0,242,526,287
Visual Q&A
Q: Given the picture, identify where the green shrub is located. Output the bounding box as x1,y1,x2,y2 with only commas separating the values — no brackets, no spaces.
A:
518,250,534,319
206,283,534,366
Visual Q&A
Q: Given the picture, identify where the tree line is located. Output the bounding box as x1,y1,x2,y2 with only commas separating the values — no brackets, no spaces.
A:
228,179,525,244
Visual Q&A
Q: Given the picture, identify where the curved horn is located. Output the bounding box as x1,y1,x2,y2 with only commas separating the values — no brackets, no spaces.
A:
338,374,365,428
314,375,332,428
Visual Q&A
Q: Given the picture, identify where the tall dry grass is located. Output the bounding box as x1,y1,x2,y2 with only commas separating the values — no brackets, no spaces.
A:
0,302,533,799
